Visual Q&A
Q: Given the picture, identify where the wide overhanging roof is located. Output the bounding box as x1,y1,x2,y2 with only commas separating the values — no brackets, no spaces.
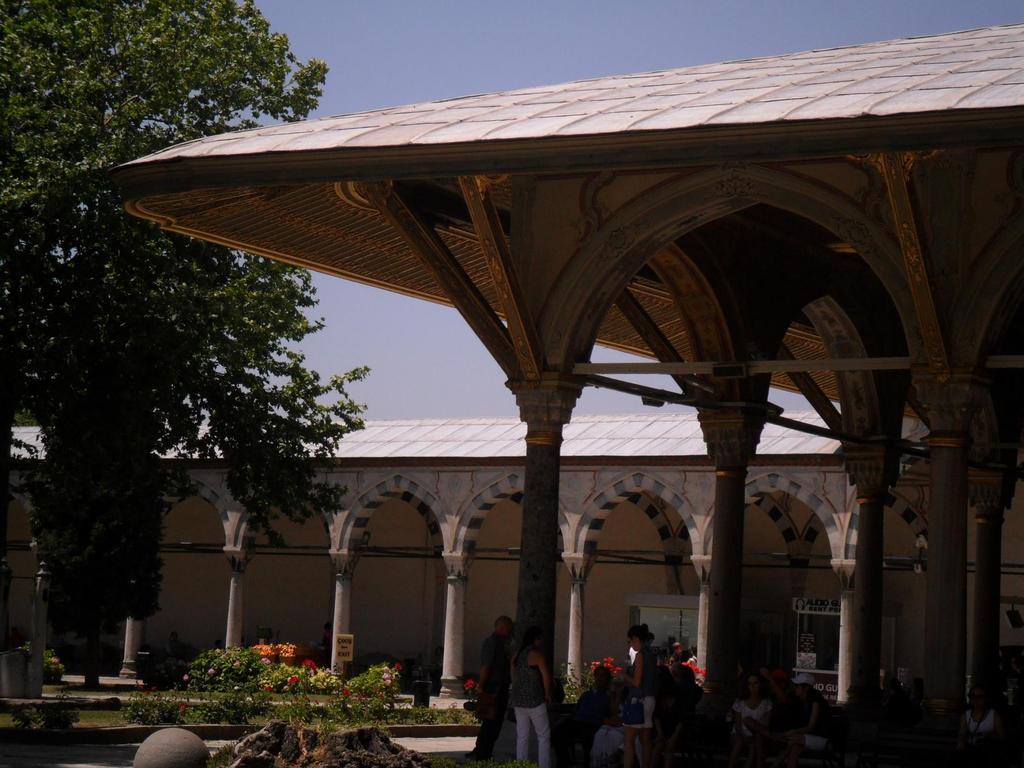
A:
118,22,1024,188
114,24,1024,404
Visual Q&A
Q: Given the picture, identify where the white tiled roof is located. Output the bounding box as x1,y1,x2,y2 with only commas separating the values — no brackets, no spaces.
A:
127,23,1024,165
11,412,840,461
331,412,839,459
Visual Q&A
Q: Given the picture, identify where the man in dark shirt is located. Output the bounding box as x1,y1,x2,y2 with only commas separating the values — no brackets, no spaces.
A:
554,666,614,767
468,615,514,761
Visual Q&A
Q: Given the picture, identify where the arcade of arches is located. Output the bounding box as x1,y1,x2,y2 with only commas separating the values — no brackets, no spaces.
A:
7,414,1024,712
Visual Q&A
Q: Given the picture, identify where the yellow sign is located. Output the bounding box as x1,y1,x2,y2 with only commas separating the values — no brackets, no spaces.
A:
335,633,354,662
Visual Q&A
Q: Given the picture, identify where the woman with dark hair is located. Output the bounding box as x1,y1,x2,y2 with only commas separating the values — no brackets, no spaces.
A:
621,623,657,768
728,673,771,768
510,625,554,768
954,684,1005,767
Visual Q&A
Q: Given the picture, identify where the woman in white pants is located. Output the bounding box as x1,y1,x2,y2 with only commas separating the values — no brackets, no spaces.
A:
509,625,554,768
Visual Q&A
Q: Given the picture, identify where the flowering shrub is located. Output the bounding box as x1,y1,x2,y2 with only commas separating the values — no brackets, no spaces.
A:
561,657,624,703
252,642,298,660
187,647,265,692
124,690,188,725
11,695,78,729
325,663,402,721
43,649,65,685
256,663,343,695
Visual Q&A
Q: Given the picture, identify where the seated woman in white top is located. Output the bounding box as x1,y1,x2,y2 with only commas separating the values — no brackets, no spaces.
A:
956,684,1005,766
729,673,773,768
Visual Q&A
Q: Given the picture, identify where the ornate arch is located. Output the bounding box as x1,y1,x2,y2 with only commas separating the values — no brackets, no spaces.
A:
802,296,882,436
543,163,917,371
751,495,826,561
576,473,696,555
342,475,446,551
842,492,926,559
744,473,843,559
953,151,1024,363
455,473,524,552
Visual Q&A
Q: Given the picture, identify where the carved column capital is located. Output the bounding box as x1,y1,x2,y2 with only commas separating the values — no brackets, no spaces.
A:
831,558,856,590
913,370,989,434
968,468,1007,521
509,373,583,445
330,549,360,580
698,409,765,468
843,442,898,501
443,551,473,580
691,554,712,584
562,552,594,583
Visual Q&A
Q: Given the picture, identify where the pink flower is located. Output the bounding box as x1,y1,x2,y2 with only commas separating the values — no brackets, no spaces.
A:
182,674,189,682
207,668,217,676
261,657,271,665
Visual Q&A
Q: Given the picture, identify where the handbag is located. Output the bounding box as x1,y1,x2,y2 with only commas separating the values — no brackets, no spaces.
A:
622,697,645,726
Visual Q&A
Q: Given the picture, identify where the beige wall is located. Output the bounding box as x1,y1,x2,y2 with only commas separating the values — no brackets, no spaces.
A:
7,472,1024,682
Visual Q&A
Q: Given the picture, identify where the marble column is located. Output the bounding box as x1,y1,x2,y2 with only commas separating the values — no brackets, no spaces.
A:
691,555,712,671
224,558,246,649
917,373,984,722
26,562,50,697
440,552,472,696
697,409,764,704
330,549,359,672
832,559,856,706
844,443,896,709
511,375,581,666
969,470,1007,692
562,553,594,680
119,618,145,678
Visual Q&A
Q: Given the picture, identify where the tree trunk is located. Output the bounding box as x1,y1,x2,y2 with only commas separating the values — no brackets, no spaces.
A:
85,621,101,688
0,400,15,650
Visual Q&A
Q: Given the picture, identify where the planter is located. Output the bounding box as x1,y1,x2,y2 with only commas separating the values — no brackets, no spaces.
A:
280,655,297,667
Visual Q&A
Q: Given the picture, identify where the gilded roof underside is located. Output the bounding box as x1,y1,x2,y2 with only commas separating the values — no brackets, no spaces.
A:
140,179,840,401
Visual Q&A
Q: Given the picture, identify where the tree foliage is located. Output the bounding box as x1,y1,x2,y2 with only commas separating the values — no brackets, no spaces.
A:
2,0,362,675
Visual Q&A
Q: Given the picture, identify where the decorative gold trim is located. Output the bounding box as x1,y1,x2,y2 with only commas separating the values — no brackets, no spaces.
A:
525,430,562,447
874,152,950,382
715,469,745,478
927,433,968,448
924,696,964,717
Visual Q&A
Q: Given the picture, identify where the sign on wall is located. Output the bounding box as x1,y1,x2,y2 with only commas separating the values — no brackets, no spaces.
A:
335,633,354,662
792,597,841,615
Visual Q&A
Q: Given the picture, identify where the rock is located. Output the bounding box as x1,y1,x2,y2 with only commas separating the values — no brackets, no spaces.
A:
229,721,431,768
133,728,209,768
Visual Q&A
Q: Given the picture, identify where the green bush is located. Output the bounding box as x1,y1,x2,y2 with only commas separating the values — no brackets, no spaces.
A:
11,698,80,729
187,647,266,693
124,690,187,725
207,744,235,768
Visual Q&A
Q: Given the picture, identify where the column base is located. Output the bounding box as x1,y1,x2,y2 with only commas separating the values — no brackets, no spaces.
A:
118,662,138,679
440,677,466,699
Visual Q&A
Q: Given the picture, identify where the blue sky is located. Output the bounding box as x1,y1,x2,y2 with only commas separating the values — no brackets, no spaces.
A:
253,1,1023,420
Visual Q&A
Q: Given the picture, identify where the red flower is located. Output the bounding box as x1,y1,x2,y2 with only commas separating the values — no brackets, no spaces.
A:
301,658,317,670
342,687,351,698
178,702,187,712
287,675,300,686
394,662,402,671
463,679,477,691
263,684,274,692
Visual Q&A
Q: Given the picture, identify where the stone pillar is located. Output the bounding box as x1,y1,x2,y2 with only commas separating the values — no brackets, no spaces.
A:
26,562,50,697
330,549,359,672
119,618,145,678
691,555,712,671
969,469,1007,692
844,443,896,709
0,557,11,651
223,552,246,651
510,375,581,666
832,559,856,706
916,373,985,722
440,552,472,696
562,553,594,681
697,409,764,704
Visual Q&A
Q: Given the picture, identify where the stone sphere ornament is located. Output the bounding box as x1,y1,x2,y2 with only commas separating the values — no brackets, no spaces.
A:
133,728,209,768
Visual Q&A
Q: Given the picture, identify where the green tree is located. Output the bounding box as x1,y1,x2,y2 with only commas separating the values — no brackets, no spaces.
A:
2,0,363,684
